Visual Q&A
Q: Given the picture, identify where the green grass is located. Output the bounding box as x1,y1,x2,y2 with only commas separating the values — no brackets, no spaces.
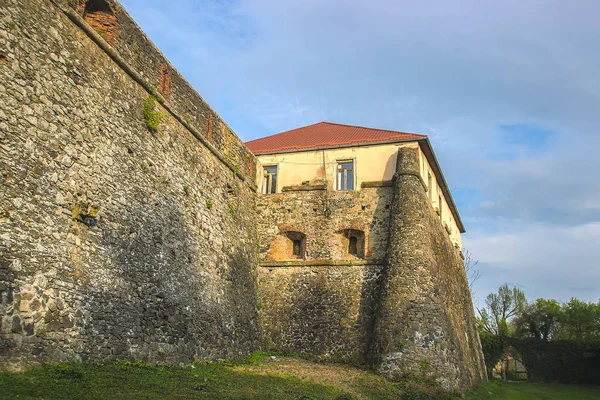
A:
466,379,600,400
0,361,347,400
1,359,599,400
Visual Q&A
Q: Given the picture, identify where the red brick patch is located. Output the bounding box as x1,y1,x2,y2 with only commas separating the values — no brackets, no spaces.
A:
158,63,171,100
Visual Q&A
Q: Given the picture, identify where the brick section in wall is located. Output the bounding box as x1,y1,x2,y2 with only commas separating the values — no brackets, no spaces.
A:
158,63,172,101
75,0,119,45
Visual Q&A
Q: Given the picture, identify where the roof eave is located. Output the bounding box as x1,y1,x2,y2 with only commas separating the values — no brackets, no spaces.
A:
249,137,426,156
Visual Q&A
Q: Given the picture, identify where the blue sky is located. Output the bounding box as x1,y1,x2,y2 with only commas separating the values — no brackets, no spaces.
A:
120,0,600,307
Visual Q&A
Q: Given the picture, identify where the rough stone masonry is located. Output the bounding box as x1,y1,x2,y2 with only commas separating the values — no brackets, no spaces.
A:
0,0,486,392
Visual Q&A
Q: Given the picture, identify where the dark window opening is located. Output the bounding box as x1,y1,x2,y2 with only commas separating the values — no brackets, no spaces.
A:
84,0,112,14
342,229,365,259
286,231,306,260
348,236,358,255
427,171,432,200
293,240,302,256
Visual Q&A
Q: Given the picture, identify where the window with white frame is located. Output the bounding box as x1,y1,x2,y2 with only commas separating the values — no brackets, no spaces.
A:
262,166,278,194
336,160,354,191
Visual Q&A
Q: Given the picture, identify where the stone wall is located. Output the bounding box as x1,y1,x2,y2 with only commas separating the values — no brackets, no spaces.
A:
67,0,257,182
372,147,487,391
255,153,487,391
257,186,393,263
0,0,486,391
259,265,382,364
256,186,391,363
0,0,260,369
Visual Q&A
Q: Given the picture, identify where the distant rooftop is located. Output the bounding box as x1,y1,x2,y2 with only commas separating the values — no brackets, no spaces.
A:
245,122,426,155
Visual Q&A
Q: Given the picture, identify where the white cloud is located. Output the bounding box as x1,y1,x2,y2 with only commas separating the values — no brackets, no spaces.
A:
466,222,600,304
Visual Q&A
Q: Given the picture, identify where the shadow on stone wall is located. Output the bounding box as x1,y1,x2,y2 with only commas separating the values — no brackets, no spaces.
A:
267,268,380,365
0,257,17,359
86,200,203,363
80,197,259,364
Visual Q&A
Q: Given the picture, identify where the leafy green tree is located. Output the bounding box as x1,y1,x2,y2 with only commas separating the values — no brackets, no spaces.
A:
558,298,600,341
478,284,526,336
514,298,561,341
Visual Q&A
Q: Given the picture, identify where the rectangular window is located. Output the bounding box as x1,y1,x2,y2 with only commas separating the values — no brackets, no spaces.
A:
262,166,277,194
337,160,354,191
348,236,358,255
292,240,302,256
438,195,442,220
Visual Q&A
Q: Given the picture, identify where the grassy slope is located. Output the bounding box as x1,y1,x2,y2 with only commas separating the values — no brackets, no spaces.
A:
1,356,599,399
0,362,348,400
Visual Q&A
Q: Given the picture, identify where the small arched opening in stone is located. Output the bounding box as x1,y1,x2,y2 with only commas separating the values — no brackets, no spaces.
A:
266,230,307,261
286,231,306,260
83,0,119,45
341,229,365,259
348,236,358,255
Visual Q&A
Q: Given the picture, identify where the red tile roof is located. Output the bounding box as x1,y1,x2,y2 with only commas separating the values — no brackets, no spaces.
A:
245,122,426,154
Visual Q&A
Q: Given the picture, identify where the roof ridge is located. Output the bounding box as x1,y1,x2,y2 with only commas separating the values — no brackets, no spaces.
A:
245,121,326,144
321,121,427,137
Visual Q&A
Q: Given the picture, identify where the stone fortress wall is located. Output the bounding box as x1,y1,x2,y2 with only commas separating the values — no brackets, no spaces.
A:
0,0,486,392
257,185,393,365
0,0,260,367
256,143,487,390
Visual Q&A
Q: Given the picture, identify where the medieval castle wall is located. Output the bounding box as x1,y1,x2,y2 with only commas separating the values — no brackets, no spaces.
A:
0,0,260,368
373,146,487,389
255,145,487,391
257,186,392,364
0,0,485,392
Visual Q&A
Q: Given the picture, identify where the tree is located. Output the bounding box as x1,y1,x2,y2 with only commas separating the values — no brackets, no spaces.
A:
558,298,600,341
478,284,526,336
514,298,561,341
463,248,480,300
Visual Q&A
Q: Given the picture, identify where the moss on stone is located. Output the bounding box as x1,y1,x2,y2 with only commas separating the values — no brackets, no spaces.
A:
142,96,163,132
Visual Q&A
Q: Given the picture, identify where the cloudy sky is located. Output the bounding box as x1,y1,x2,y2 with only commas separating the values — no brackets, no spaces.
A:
120,0,600,307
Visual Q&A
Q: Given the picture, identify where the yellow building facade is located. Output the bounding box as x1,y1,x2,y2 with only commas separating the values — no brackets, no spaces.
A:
252,138,463,249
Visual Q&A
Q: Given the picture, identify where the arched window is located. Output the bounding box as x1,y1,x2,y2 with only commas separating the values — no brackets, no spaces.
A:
286,231,306,260
83,0,118,45
341,229,365,259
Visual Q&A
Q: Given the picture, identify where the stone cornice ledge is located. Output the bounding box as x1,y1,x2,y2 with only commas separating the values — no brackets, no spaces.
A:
281,184,327,192
361,180,393,188
259,259,383,267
